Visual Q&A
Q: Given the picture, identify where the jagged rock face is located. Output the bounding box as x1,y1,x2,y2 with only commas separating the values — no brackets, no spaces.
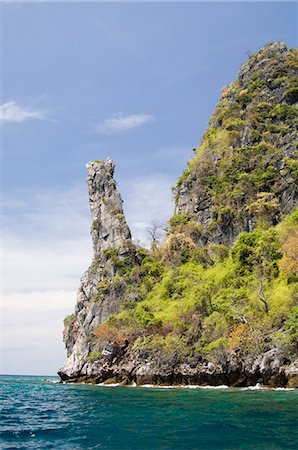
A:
58,159,137,380
59,343,298,388
87,159,132,258
174,42,298,246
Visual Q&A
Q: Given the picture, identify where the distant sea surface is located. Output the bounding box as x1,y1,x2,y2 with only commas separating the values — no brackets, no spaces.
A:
1,375,297,449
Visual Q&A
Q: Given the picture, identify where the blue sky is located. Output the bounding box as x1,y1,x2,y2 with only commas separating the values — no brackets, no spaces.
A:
1,1,297,375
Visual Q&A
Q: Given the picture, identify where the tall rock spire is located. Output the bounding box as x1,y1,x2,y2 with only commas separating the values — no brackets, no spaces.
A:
58,159,137,381
86,159,132,258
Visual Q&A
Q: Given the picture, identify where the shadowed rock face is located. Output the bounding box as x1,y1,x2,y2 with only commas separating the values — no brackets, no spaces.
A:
58,159,137,381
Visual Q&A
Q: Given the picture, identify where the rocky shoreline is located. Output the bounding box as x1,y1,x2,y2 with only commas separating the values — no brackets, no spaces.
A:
58,347,298,388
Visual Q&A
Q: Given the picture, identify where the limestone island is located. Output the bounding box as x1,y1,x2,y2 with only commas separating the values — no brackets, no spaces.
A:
58,42,298,388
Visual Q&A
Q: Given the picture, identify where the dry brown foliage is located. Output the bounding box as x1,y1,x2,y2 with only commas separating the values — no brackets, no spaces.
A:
93,323,128,346
159,232,196,264
280,226,298,276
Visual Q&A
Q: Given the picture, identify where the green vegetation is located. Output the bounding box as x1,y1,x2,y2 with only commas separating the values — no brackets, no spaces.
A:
169,214,191,229
103,248,119,259
86,351,102,361
103,247,134,276
93,211,297,363
173,44,297,241
91,45,298,366
64,314,74,327
97,280,109,290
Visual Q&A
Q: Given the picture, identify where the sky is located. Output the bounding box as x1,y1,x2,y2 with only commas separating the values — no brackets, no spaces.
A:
1,1,297,376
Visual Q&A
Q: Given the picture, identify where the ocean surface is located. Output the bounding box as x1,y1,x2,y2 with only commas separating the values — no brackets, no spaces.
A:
0,375,297,449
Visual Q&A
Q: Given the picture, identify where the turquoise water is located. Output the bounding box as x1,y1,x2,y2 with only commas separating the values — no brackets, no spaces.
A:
1,375,297,449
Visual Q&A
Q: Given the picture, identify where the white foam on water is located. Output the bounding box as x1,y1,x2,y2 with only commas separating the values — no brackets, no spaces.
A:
140,384,181,389
139,384,229,390
240,384,296,391
240,383,264,390
196,385,229,389
271,387,295,391
155,385,176,389
49,379,295,391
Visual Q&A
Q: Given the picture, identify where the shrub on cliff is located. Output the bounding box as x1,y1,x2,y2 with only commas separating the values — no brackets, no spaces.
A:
101,210,297,363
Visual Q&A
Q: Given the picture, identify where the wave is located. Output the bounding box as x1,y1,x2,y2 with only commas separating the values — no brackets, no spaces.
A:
96,383,229,389
55,379,295,391
240,383,295,391
240,383,264,391
193,385,229,389
271,387,294,391
137,383,294,390
139,384,229,390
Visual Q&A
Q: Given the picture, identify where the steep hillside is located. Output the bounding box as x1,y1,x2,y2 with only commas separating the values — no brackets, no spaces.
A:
174,41,297,246
59,42,298,387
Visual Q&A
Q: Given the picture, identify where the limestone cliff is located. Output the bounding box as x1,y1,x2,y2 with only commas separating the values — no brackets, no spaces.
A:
59,159,138,380
59,43,298,387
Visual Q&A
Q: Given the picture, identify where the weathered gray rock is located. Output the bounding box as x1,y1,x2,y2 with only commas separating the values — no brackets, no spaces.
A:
58,159,137,381
59,344,298,387
284,360,298,388
86,159,133,259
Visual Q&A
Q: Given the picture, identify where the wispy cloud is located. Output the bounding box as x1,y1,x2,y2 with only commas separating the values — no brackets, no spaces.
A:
0,101,46,122
96,113,154,134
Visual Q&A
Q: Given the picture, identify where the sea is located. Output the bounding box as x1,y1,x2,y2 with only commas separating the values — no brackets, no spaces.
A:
0,375,297,449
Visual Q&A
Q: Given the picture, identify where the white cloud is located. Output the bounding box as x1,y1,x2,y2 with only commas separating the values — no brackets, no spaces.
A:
2,185,92,294
96,113,154,134
0,101,46,122
2,290,76,375
2,235,91,294
1,185,92,374
1,171,176,374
